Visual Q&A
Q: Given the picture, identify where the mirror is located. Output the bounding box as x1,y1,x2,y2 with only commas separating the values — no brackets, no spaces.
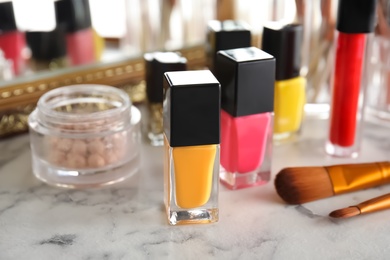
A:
0,0,217,138
0,43,207,138
2,0,302,84
0,0,217,81
0,0,322,138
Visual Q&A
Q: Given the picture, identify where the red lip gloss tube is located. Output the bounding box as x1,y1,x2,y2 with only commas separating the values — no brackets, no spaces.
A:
215,47,275,190
326,0,377,157
0,1,26,75
55,0,95,66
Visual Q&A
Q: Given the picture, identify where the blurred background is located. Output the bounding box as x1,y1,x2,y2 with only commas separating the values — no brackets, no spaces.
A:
0,0,303,76
1,0,390,128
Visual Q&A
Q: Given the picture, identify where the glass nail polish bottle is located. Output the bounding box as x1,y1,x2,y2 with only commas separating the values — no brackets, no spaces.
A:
262,24,306,141
0,1,26,75
55,0,95,66
206,20,251,74
326,0,377,157
163,70,220,225
144,52,187,146
26,26,68,72
215,47,275,190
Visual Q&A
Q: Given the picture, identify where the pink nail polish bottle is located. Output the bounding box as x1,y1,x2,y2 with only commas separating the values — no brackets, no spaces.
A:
215,47,275,190
55,0,95,66
0,1,26,75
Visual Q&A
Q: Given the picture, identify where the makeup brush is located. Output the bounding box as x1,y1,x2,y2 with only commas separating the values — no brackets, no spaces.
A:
329,193,390,218
274,162,390,204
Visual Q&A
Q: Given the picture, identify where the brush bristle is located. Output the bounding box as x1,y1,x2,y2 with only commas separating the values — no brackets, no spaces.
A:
329,206,361,218
274,167,334,204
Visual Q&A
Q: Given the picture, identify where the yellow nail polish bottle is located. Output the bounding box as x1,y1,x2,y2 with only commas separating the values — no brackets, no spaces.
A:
262,24,306,141
163,70,220,225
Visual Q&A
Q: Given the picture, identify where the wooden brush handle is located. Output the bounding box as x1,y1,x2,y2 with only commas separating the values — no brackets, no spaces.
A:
358,193,390,214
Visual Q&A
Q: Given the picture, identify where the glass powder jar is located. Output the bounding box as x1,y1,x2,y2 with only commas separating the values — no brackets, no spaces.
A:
28,85,141,188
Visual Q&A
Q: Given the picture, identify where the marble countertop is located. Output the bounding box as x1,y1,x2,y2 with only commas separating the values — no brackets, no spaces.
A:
0,112,390,260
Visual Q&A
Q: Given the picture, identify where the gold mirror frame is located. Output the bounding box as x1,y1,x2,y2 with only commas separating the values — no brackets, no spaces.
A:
0,45,206,138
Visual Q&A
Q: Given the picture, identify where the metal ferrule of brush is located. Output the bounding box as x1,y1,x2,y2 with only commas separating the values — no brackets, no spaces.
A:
326,162,390,195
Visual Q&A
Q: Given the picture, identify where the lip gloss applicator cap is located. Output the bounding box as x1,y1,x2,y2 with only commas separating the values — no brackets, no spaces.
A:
336,0,377,34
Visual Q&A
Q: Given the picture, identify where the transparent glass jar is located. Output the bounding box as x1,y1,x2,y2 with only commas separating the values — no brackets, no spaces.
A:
28,85,141,188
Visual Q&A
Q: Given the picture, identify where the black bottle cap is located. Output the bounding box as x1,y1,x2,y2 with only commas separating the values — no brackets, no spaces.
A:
0,2,17,33
55,0,92,32
262,24,303,81
206,20,251,72
144,52,187,103
163,70,220,147
216,47,275,117
337,0,377,33
26,26,67,60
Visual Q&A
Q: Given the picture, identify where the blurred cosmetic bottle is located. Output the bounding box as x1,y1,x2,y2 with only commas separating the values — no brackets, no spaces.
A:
262,23,306,141
55,0,96,65
26,26,68,71
0,1,26,75
206,20,251,74
144,52,187,146
365,0,390,126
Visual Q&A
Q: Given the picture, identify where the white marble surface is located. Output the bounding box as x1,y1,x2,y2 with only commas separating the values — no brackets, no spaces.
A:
0,113,390,260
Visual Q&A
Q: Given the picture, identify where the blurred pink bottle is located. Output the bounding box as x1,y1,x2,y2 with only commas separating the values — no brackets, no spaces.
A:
66,29,94,65
55,0,95,66
0,2,25,75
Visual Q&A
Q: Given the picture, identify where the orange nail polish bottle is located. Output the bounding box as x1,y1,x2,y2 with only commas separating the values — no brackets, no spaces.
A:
163,70,220,225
